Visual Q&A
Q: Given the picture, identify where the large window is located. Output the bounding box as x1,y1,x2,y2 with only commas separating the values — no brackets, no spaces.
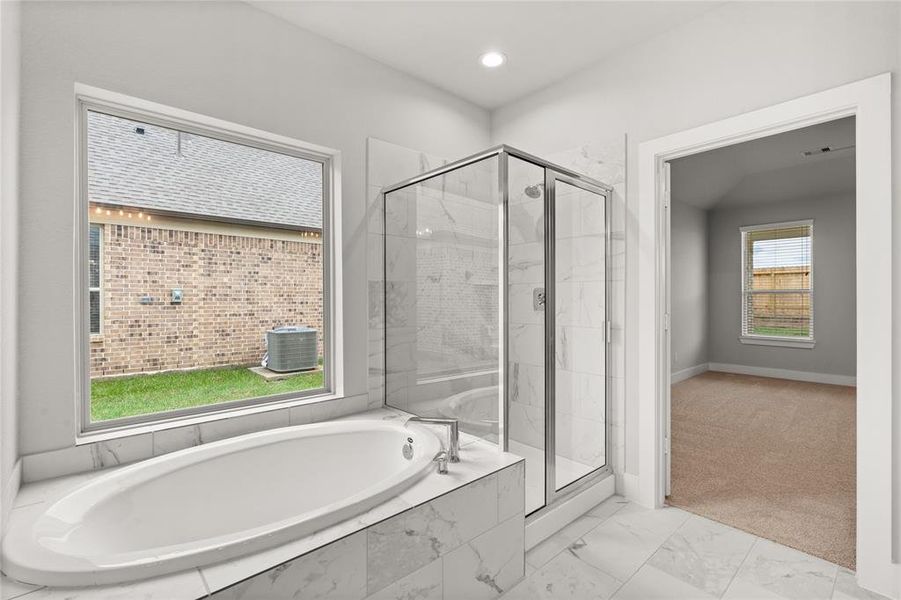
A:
80,97,336,431
740,220,814,346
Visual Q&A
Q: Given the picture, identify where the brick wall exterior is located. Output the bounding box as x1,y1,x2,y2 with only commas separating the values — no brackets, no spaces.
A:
90,223,323,378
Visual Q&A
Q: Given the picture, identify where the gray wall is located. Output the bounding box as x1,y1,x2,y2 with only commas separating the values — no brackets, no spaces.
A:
670,200,708,374
707,194,856,376
17,1,489,456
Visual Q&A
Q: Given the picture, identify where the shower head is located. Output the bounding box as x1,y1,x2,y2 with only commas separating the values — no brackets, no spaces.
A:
524,183,544,198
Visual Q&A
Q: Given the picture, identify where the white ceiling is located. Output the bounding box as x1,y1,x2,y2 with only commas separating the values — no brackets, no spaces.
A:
670,117,856,210
250,1,720,109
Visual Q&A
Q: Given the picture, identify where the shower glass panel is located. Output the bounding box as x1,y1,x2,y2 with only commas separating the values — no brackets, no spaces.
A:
506,156,547,514
553,178,608,491
384,155,501,443
383,147,611,516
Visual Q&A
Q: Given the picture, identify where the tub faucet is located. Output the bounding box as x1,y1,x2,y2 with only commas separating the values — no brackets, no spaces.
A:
405,417,460,463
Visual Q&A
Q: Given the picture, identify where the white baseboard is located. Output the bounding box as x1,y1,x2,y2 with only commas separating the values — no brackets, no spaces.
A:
525,475,615,549
617,472,641,504
708,362,856,387
2,458,22,536
671,363,709,384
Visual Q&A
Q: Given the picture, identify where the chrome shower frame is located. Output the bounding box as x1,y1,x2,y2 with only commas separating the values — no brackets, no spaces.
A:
382,144,614,515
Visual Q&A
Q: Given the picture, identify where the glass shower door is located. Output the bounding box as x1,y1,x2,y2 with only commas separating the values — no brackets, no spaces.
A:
547,173,609,495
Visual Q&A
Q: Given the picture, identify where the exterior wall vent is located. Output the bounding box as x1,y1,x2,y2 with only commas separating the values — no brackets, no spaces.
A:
266,326,318,372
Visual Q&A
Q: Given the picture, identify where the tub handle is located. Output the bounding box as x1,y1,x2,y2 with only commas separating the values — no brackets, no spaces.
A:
434,451,449,475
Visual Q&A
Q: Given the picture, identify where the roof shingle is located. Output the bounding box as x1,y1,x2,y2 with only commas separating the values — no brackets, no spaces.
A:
87,111,323,230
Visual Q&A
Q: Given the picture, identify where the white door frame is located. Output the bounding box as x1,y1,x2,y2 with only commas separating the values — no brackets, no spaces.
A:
637,73,894,597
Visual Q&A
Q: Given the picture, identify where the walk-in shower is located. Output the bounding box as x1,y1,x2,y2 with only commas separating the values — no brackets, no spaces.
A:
382,146,612,515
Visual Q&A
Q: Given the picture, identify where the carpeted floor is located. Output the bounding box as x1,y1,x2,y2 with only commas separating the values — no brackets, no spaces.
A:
668,371,856,569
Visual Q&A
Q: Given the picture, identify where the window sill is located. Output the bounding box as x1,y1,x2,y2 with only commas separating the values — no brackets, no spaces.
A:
90,335,103,343
739,335,815,349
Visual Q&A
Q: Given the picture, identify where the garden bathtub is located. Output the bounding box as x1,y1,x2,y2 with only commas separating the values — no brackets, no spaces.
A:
2,419,441,587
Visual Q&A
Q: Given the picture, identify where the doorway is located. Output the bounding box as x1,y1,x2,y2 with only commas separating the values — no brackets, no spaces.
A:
664,118,856,567
636,73,893,596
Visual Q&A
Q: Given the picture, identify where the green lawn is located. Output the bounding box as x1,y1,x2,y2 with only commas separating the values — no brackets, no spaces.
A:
91,366,324,422
751,326,809,337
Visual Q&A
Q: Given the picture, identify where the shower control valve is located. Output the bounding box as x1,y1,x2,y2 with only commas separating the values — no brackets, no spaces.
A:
533,288,546,311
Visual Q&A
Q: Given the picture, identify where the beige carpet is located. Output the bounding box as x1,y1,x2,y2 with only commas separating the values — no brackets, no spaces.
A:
668,371,856,569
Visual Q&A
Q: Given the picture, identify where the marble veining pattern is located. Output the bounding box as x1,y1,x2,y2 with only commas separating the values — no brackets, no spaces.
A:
21,394,372,484
4,491,887,600
365,560,443,600
367,473,499,593
443,514,526,600
5,408,522,600
210,532,367,600
497,461,525,521
648,514,756,597
501,496,888,600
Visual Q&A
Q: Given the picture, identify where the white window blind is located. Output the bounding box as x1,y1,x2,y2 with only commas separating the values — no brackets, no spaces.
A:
740,220,813,341
89,224,102,335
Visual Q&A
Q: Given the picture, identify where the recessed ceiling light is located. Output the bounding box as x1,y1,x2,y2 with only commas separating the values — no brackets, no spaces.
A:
479,51,506,68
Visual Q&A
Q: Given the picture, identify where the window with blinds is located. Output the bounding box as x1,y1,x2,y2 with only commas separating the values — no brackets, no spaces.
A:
740,220,813,341
89,224,102,335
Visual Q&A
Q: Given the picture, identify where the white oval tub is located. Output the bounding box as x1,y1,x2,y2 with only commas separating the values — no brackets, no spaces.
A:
2,419,441,587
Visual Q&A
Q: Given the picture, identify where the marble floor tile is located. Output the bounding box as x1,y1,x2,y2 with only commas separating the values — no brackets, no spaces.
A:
722,577,793,600
832,569,892,600
611,564,717,600
567,504,690,582
648,514,756,597
732,538,838,600
586,495,630,521
525,514,605,569
0,575,43,600
612,503,692,537
504,551,622,600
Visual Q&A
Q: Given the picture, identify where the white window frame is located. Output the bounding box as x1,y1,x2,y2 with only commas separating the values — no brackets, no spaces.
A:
75,84,344,438
739,219,814,349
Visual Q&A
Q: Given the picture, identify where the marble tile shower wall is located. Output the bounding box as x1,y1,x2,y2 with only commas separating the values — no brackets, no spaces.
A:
209,462,526,600
506,156,547,452
547,137,627,478
553,181,607,468
367,137,626,478
377,141,502,426
413,178,499,367
366,138,448,409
